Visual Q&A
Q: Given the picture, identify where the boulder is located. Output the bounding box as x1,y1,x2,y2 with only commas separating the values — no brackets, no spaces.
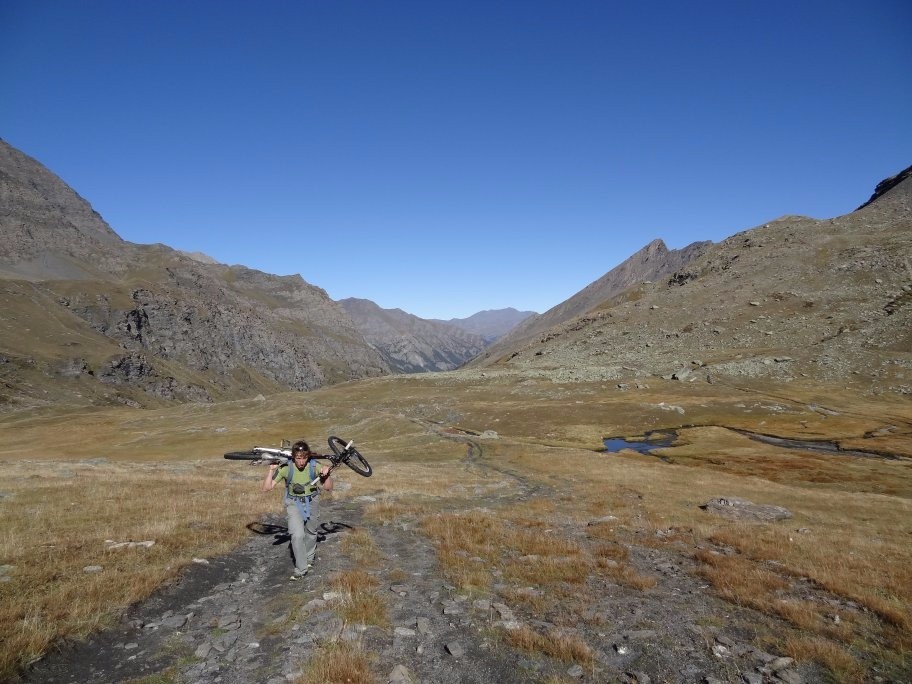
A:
700,497,792,522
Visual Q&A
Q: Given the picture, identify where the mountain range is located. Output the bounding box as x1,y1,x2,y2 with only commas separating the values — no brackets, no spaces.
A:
339,298,489,373
470,164,911,397
0,139,522,410
1,136,909,410
432,308,537,343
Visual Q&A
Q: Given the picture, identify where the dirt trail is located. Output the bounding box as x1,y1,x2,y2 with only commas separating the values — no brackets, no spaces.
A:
18,435,824,683
17,496,527,684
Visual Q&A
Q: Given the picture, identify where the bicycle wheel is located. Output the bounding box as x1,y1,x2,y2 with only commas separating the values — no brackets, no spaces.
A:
327,436,348,457
327,436,372,477
343,446,372,477
224,450,260,460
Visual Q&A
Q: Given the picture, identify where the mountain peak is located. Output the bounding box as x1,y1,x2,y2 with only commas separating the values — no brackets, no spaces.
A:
0,139,124,278
855,163,912,211
473,237,711,362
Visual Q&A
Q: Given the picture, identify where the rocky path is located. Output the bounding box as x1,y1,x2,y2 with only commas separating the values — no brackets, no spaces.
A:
18,496,819,684
18,435,821,683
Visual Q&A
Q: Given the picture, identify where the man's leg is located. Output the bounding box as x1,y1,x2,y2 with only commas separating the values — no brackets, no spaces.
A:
302,499,318,567
285,502,310,575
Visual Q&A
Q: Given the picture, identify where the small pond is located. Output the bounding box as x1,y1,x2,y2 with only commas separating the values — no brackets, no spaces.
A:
602,430,677,454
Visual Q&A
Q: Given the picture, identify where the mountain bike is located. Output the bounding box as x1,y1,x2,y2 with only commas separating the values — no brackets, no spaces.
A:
224,436,373,484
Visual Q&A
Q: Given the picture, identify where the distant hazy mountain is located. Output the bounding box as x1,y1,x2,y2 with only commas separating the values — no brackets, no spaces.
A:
339,298,487,373
469,163,912,396
433,308,536,343
0,138,389,409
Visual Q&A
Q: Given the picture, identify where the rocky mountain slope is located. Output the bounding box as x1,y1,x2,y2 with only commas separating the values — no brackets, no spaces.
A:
0,139,390,410
470,164,912,396
5,135,908,409
339,298,487,372
476,239,711,364
433,308,536,343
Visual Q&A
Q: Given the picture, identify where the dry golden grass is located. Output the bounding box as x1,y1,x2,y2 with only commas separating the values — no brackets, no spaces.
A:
0,460,276,680
694,549,789,599
0,371,910,679
293,641,377,684
562,438,911,677
706,518,912,635
592,542,629,562
329,568,379,595
434,550,492,593
597,561,658,591
692,549,847,634
340,528,382,566
363,500,430,524
501,586,548,613
504,555,593,586
664,426,912,498
360,459,509,503
327,570,388,628
503,625,595,665
783,635,862,681
591,536,660,590
419,496,658,624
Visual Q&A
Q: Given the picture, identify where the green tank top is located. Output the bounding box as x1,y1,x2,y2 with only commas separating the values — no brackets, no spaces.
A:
274,461,318,498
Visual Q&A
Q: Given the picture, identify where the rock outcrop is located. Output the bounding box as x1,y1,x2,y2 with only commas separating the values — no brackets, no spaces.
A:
0,138,390,409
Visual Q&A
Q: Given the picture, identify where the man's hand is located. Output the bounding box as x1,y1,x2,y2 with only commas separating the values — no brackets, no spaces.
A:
320,465,333,491
262,462,279,492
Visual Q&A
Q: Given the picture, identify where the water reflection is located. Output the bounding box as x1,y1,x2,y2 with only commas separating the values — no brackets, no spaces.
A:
602,430,677,454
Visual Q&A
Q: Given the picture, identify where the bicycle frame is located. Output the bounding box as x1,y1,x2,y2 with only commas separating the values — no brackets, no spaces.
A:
225,437,370,482
248,445,347,486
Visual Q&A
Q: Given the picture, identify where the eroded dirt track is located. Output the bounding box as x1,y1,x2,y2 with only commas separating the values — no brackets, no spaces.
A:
18,474,825,683
17,497,532,684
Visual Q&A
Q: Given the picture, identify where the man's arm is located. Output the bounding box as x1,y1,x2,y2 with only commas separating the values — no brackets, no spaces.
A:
262,463,280,492
320,465,333,492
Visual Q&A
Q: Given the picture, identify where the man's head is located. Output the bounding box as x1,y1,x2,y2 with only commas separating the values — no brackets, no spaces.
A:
291,440,310,465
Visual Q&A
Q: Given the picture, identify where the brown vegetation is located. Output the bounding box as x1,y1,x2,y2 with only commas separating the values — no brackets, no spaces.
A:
294,641,377,684
328,569,389,627
0,371,910,679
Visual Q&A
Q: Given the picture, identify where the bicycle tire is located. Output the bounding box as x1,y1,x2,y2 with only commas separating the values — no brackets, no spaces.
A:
343,447,372,477
224,451,260,460
327,436,348,457
327,436,372,477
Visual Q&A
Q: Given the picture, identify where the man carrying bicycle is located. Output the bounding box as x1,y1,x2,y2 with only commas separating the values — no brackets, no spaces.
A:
262,440,333,580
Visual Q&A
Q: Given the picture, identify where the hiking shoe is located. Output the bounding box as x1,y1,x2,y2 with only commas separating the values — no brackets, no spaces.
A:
289,570,308,581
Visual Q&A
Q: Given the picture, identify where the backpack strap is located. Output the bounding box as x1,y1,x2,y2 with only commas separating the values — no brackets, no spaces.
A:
285,463,294,499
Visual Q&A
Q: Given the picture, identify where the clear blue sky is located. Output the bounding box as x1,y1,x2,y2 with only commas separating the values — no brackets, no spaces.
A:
2,1,910,320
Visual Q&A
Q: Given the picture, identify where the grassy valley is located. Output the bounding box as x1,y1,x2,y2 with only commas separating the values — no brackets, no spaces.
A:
1,371,909,680
2,140,910,680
